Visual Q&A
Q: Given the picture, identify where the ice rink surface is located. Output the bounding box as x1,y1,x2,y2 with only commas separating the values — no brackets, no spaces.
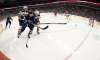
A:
0,13,100,60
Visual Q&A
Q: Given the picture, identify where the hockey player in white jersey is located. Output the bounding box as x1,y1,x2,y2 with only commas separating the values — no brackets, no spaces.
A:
64,10,71,23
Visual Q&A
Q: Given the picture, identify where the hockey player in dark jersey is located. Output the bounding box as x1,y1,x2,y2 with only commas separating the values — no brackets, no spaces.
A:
27,11,36,38
17,11,26,38
17,8,48,38
17,9,37,38
17,6,29,38
18,11,25,26
5,16,13,29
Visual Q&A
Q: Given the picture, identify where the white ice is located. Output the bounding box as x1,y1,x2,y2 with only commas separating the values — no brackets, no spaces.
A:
0,13,100,60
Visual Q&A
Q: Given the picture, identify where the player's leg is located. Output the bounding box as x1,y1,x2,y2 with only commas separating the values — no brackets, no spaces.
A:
18,20,23,38
67,14,70,23
54,11,57,16
28,24,34,38
17,21,27,38
89,18,91,26
35,18,40,34
91,18,94,27
17,26,26,38
19,20,22,26
17,27,22,38
36,25,40,34
9,21,11,28
17,20,22,38
5,21,8,28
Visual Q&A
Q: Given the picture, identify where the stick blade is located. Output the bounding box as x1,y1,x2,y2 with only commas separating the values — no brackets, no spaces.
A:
42,26,49,30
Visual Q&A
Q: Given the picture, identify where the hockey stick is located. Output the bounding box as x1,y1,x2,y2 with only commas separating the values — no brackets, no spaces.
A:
37,25,49,30
33,23,49,30
40,23,67,24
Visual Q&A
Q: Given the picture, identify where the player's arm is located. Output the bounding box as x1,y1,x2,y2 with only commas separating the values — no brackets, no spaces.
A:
11,17,13,21
9,16,13,21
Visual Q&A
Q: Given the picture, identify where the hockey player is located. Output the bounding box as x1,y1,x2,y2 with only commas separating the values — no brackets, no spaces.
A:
88,12,95,27
17,6,29,38
27,11,36,38
17,8,38,38
54,11,57,16
17,11,26,38
34,9,40,34
5,16,13,29
18,6,28,27
64,10,70,23
89,16,95,27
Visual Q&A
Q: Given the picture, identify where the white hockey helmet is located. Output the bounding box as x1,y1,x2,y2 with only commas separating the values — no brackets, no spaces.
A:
23,6,28,10
34,9,40,15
